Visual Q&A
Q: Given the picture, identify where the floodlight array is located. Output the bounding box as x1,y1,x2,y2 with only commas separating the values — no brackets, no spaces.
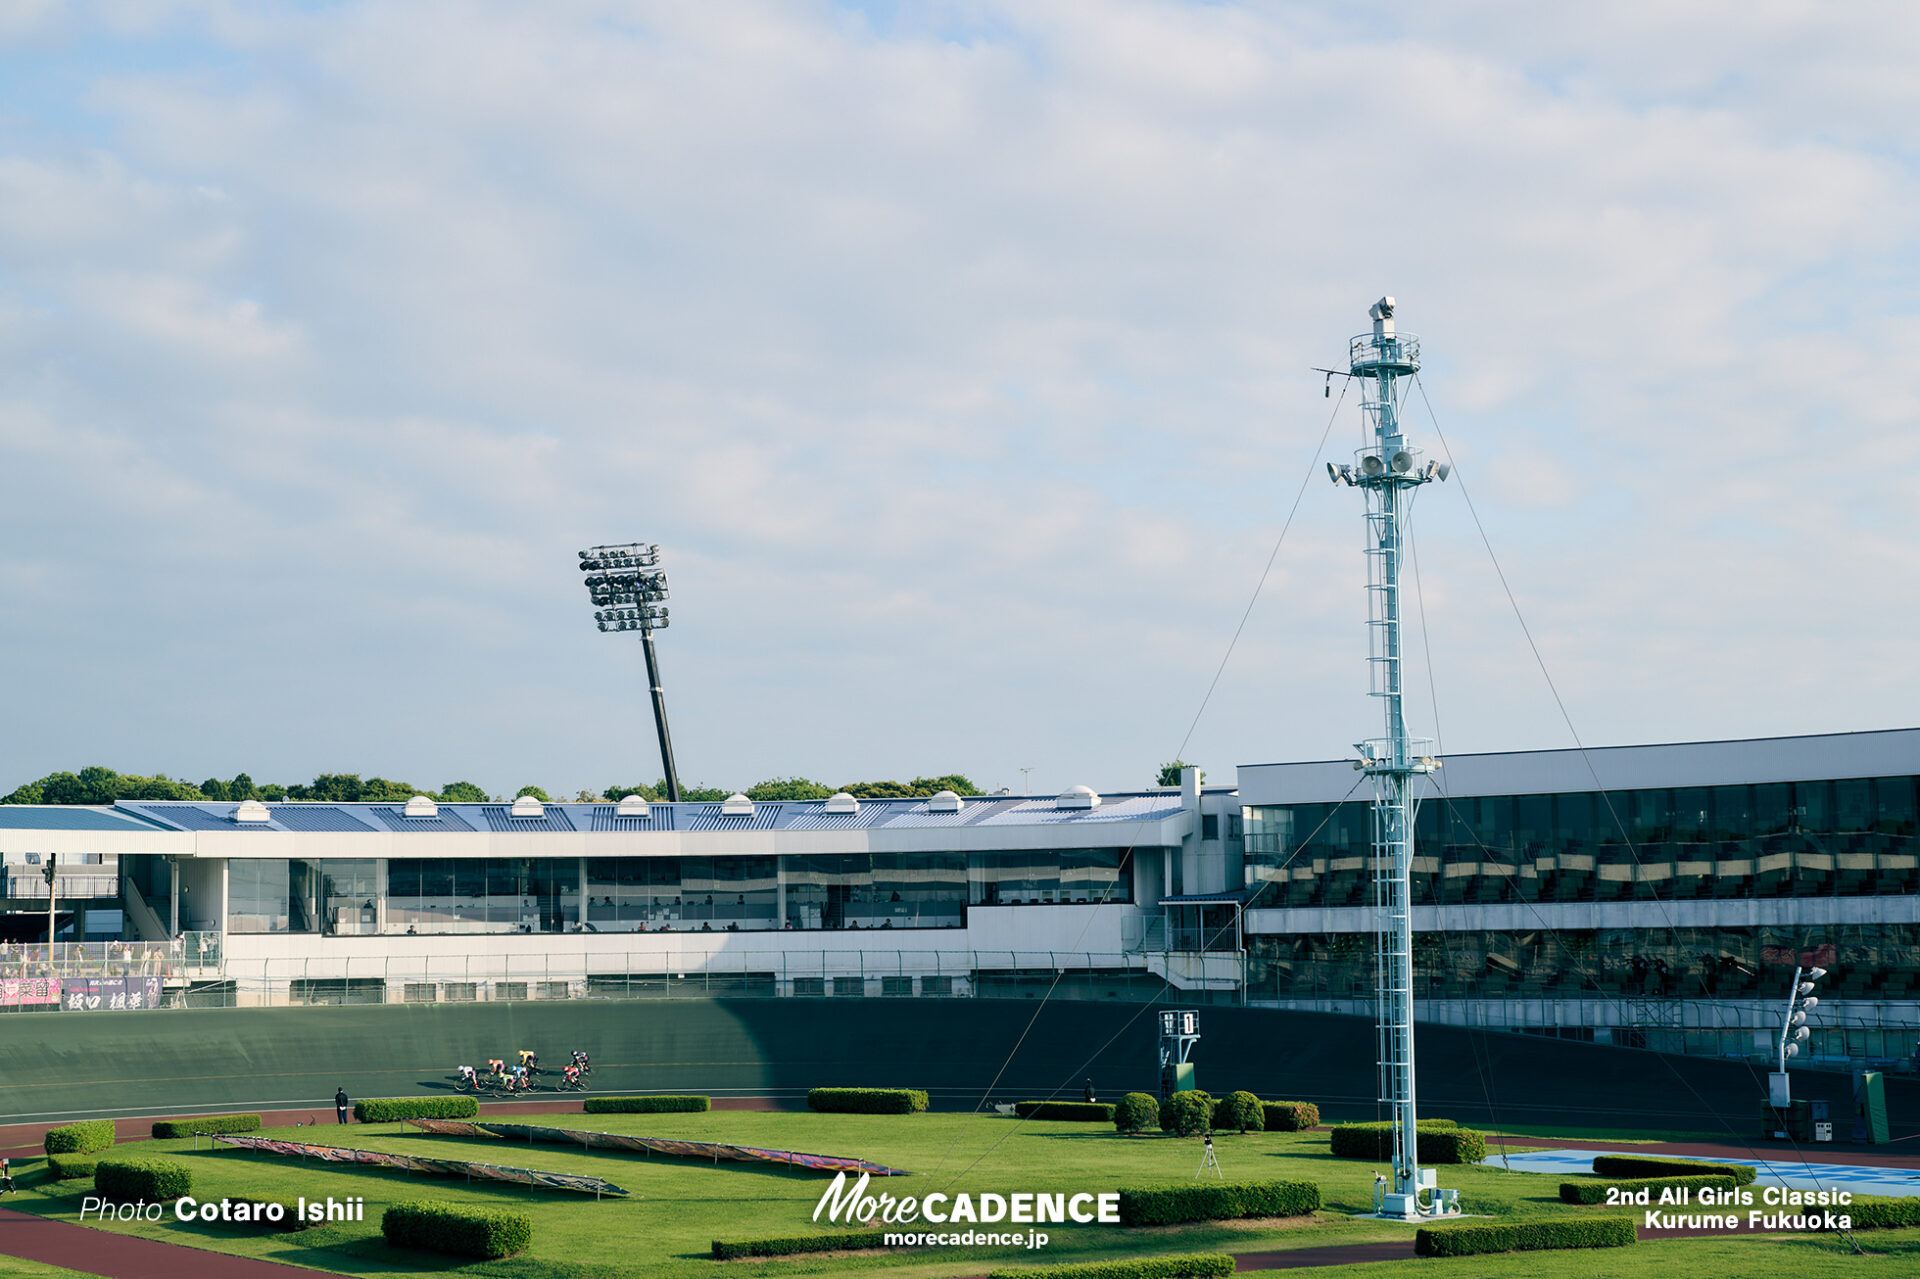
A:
580,543,670,627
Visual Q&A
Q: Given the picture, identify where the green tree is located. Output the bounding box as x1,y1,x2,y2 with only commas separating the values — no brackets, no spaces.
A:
515,785,553,802
358,777,419,803
680,786,732,802
228,773,261,802
259,783,289,801
910,774,982,796
601,783,661,802
115,773,205,801
39,772,85,804
1157,761,1203,787
746,776,834,801
3,782,44,805
437,781,488,803
75,766,123,804
199,777,231,801
841,779,915,798
296,774,363,803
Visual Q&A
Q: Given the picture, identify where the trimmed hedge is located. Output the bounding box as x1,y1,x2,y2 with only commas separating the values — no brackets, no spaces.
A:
1217,1092,1264,1134
806,1088,928,1114
382,1201,531,1260
48,1155,99,1181
353,1096,480,1123
95,1156,193,1202
1259,1101,1320,1132
1115,1092,1160,1135
1327,1121,1486,1164
1115,1180,1321,1227
152,1114,261,1139
987,1256,1234,1279
1589,1154,1757,1186
1015,1101,1115,1121
1559,1174,1735,1205
1159,1091,1214,1137
583,1095,710,1114
1848,1197,1920,1229
1415,1216,1637,1258
712,1231,888,1259
43,1120,115,1155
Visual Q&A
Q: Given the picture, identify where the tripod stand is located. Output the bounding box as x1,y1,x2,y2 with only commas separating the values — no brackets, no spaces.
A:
1195,1136,1222,1179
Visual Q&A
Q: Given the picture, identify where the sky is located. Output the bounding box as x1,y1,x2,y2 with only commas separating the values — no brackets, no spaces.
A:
1,1,1916,800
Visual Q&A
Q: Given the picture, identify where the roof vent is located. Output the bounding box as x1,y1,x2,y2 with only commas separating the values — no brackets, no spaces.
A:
824,791,860,814
1055,785,1101,811
928,790,963,814
234,799,271,824
720,793,755,817
403,795,439,819
615,793,650,818
509,795,545,819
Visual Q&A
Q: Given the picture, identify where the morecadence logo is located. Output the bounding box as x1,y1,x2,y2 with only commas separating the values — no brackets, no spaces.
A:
813,1172,1120,1227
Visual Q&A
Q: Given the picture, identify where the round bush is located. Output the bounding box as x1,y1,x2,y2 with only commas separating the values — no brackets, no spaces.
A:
1114,1092,1160,1134
1219,1091,1265,1133
1159,1090,1213,1137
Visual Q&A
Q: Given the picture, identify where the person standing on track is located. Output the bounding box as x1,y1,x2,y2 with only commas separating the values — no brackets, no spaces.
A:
335,1087,350,1124
2,1155,14,1195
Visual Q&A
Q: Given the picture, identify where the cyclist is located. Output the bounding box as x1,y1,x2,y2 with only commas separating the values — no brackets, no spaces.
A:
487,1056,505,1076
561,1063,582,1090
456,1064,477,1090
517,1049,539,1074
571,1049,591,1075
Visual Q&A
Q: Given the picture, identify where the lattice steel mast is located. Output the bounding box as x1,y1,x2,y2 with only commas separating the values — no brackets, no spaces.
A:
1327,298,1458,1219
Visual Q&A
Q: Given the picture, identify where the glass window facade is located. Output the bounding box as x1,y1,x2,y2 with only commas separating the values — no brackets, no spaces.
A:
386,858,579,933
1244,775,1920,907
220,846,1147,936
784,853,968,930
968,849,1134,906
1248,924,1920,1005
228,859,290,933
584,856,777,931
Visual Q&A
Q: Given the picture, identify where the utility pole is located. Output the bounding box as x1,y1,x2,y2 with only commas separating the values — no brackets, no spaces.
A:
1327,298,1458,1220
43,853,57,955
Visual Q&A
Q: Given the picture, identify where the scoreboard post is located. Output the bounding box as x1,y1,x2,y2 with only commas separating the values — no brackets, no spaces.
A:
1158,1008,1201,1099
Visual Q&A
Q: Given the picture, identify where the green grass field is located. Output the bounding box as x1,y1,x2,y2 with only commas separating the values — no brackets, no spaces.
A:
1,1111,1910,1278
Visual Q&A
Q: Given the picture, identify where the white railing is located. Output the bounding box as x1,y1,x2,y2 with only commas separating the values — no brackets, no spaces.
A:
0,933,222,981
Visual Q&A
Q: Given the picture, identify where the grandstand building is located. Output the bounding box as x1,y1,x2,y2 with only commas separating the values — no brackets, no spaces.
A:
1230,727,1920,1069
0,774,1241,1004
2,728,1916,1075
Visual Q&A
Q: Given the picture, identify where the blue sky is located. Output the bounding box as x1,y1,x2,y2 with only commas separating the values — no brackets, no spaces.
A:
1,1,1916,798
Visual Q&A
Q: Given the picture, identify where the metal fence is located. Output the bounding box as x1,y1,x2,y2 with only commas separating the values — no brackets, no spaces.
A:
141,948,1253,1009
0,933,223,981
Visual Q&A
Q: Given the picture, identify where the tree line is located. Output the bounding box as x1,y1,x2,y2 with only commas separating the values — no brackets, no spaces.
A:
1,765,985,807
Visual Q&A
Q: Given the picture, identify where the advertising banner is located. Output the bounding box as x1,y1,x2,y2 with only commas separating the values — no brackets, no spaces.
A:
0,977,61,1007
63,976,163,1011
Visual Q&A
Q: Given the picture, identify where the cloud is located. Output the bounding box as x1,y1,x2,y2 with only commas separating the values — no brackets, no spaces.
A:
0,1,1914,795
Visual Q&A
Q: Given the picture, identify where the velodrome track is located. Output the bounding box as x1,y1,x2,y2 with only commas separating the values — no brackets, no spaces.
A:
3,999,1915,1138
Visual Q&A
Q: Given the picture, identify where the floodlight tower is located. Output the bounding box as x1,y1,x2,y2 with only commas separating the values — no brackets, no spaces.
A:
1326,299,1456,1220
579,543,681,802
1770,962,1827,1109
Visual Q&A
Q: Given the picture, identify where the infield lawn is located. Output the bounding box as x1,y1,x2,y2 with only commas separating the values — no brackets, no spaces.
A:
1,1110,1907,1278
